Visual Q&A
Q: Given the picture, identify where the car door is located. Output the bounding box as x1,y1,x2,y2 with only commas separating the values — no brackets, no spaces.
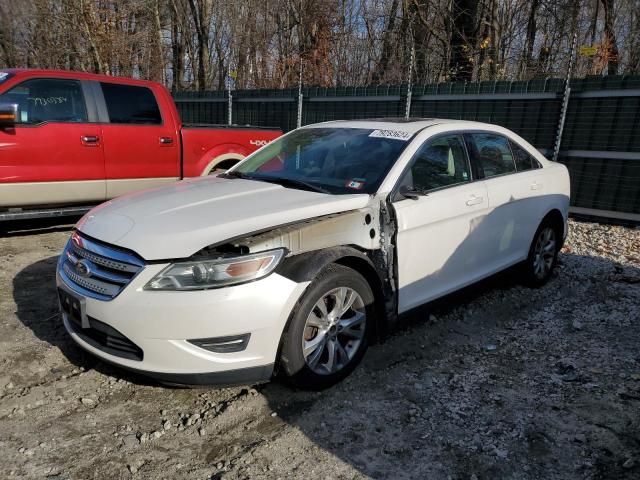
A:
393,133,490,312
508,138,548,248
0,77,105,207
96,82,179,198
464,132,543,269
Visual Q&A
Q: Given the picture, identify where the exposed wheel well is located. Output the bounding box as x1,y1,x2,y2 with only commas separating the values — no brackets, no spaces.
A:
541,209,565,250
214,158,241,171
275,247,388,343
201,154,244,175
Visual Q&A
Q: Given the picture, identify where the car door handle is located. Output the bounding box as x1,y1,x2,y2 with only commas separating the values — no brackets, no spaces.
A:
81,135,99,146
466,195,484,206
159,136,174,145
530,182,542,190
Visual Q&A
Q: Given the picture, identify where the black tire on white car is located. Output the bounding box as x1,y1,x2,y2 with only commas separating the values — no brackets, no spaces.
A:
279,264,375,390
522,217,561,287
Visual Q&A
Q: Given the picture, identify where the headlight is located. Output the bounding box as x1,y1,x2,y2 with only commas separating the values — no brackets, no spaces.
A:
144,249,285,291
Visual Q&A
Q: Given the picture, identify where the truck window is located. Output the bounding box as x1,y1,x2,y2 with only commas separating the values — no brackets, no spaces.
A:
0,71,13,84
100,83,162,125
0,78,88,124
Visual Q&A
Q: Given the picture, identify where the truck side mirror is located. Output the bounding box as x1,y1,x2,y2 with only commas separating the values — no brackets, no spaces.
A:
0,103,18,127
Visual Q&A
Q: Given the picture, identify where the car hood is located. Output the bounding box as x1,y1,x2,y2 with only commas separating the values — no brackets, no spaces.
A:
76,176,371,260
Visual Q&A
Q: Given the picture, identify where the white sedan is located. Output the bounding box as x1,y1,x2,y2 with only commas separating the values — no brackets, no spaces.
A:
56,119,570,389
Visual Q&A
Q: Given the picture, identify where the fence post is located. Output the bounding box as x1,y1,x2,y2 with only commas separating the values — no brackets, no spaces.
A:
226,69,233,126
297,59,303,128
552,31,578,162
405,42,415,119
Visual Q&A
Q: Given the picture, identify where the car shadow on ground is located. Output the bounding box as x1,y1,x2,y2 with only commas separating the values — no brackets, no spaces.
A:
256,253,640,479
12,255,167,387
0,216,80,237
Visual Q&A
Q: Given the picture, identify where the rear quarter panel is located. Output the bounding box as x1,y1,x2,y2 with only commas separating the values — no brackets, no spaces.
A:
539,161,571,238
181,128,281,177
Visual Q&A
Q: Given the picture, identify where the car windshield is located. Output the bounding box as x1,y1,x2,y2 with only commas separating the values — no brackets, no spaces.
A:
232,127,410,194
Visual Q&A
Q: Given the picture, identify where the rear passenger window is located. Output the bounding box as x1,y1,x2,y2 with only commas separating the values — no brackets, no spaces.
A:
100,83,161,125
510,140,541,171
0,78,87,124
401,134,471,192
469,133,516,178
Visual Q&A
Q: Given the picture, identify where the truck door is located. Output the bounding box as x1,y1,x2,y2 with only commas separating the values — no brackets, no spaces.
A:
97,82,179,198
0,77,105,207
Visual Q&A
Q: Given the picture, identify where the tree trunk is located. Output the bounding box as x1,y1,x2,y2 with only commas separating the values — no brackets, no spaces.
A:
170,1,184,90
520,0,539,78
187,0,209,90
371,0,399,85
600,0,619,74
448,0,478,82
79,0,103,73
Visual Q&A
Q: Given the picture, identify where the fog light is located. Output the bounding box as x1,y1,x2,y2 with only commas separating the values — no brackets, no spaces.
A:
188,334,250,353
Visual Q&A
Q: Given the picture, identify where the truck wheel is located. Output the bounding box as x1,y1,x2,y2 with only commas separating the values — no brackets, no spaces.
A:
521,218,560,287
279,264,374,390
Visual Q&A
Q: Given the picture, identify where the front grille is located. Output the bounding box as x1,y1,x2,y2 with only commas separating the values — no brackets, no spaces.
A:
65,311,143,361
59,232,144,301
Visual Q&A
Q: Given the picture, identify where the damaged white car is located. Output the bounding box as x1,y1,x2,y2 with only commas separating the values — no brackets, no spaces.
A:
56,119,570,389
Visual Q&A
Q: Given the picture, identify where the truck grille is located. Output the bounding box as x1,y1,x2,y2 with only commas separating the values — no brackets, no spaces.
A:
59,232,144,301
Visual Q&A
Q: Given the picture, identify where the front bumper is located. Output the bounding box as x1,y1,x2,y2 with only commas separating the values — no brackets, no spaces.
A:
56,261,309,386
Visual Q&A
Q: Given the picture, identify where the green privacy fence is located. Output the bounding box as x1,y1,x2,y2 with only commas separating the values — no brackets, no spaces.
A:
173,75,640,219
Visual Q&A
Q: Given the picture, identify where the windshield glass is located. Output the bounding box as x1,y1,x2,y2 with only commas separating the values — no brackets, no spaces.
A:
233,127,410,194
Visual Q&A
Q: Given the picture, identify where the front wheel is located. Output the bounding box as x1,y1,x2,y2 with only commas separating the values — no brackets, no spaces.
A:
279,264,374,390
522,220,560,287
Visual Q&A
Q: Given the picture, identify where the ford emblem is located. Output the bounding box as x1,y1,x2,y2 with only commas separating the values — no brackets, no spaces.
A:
75,259,92,278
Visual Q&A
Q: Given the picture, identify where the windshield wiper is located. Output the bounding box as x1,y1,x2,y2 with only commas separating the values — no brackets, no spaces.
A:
245,175,331,194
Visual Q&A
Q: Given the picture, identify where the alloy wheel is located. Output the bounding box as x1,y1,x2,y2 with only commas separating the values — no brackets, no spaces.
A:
301,287,366,375
533,227,556,280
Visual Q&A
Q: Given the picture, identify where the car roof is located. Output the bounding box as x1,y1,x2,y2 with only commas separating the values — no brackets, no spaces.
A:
301,118,499,134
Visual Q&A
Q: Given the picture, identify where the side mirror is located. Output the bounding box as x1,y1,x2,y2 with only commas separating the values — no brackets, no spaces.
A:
399,184,426,200
0,103,18,127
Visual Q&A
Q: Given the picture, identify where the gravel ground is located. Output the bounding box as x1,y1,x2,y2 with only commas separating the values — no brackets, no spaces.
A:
0,219,638,479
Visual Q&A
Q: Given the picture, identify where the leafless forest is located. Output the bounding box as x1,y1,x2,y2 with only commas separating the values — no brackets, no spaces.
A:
0,0,639,91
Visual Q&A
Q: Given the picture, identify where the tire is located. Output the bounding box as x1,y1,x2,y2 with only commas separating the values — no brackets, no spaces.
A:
279,264,375,390
521,218,561,287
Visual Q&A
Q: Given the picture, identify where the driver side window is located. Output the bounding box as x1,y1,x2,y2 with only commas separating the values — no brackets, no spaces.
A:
401,134,471,192
0,78,88,125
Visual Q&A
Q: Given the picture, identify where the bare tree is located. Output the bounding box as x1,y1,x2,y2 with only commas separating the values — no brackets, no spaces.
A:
0,0,637,89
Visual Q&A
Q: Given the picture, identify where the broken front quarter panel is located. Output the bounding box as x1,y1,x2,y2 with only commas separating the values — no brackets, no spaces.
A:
214,194,400,337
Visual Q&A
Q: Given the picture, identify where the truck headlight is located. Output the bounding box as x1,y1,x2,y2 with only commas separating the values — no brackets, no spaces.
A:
144,249,285,291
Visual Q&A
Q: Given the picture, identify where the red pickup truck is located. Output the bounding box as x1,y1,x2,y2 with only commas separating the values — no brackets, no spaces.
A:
0,69,281,220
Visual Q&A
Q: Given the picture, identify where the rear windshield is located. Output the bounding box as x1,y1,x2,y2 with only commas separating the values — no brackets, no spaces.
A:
0,71,13,85
233,127,410,194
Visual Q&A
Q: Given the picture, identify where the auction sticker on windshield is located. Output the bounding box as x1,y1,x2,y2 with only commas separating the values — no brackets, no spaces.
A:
0,72,10,84
369,129,412,141
345,178,366,190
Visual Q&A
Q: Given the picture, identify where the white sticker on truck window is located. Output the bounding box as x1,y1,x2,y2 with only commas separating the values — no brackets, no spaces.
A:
369,129,413,141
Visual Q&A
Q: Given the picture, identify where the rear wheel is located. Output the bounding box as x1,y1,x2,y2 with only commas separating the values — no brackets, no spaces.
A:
522,219,560,287
279,264,374,390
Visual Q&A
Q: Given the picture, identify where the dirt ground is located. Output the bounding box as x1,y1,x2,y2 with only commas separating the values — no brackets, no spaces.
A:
0,218,638,480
